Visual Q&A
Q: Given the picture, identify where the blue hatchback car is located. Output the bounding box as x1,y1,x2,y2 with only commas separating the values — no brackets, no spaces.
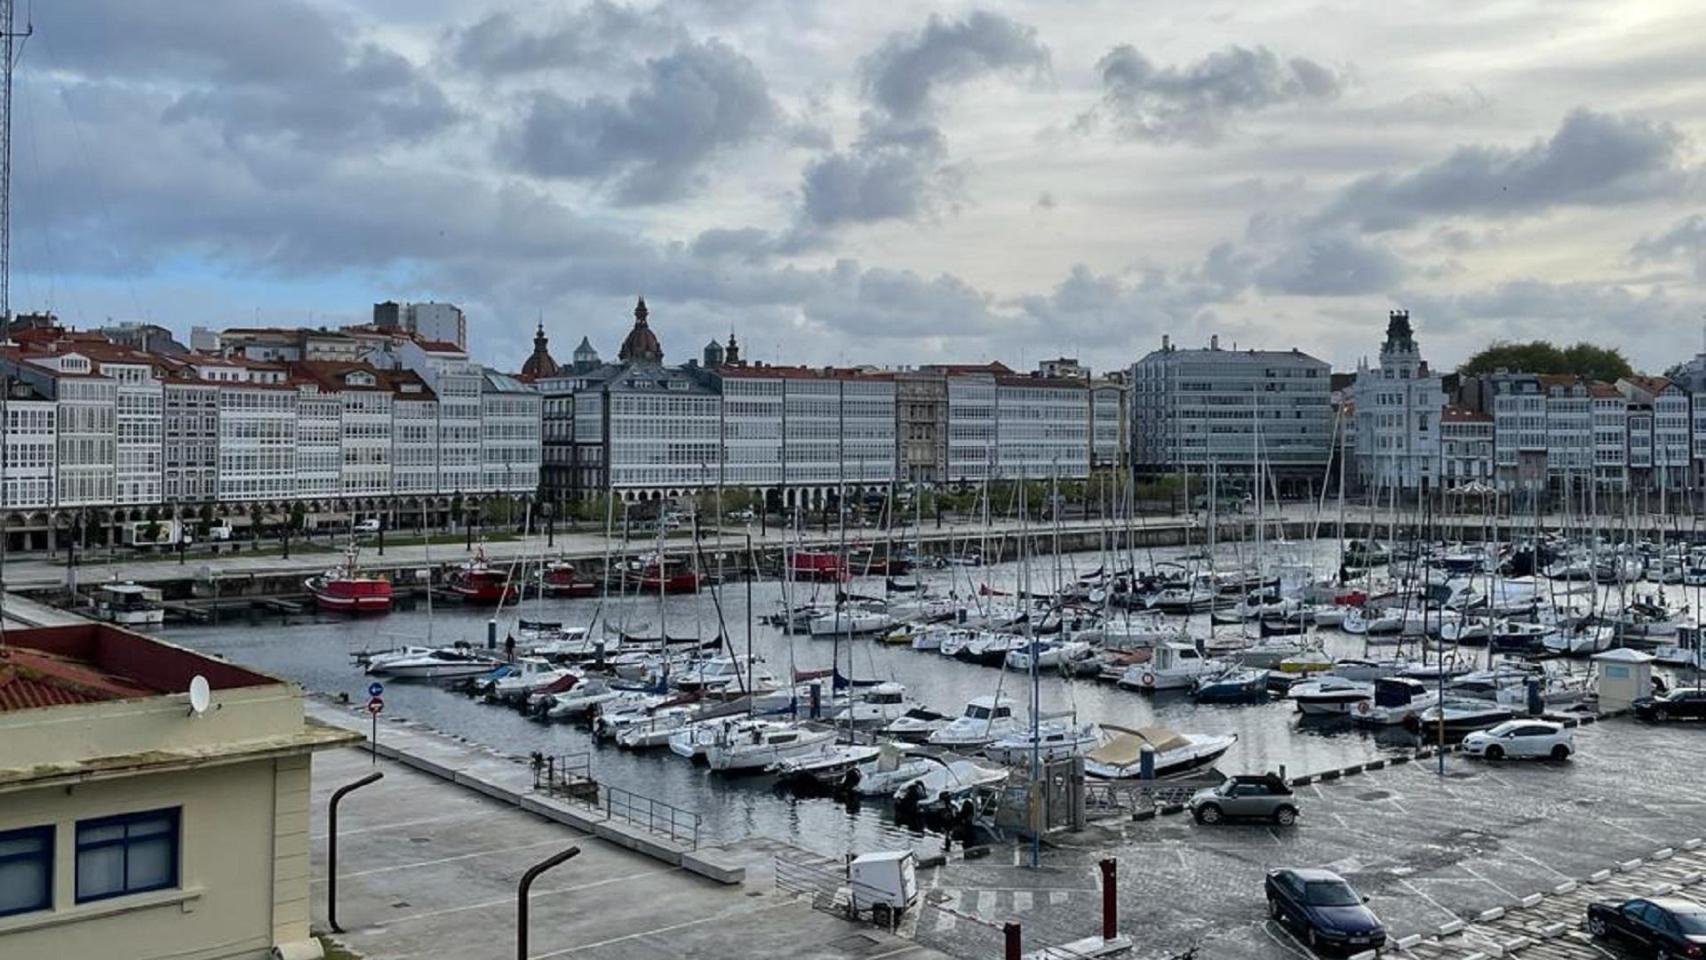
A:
1265,868,1386,954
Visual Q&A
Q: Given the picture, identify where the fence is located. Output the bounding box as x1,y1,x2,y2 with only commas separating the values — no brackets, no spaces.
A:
530,752,701,850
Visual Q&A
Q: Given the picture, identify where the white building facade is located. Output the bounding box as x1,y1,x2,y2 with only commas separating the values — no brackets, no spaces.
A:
1353,311,1445,493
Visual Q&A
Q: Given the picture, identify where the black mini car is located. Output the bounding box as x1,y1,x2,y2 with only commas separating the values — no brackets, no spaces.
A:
1633,689,1706,722
1587,896,1706,957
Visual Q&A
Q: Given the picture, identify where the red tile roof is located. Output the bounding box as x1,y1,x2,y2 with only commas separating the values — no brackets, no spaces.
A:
0,625,276,714
0,647,160,710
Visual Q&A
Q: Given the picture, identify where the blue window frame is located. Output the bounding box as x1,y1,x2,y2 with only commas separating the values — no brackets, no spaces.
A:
0,825,54,917
75,808,180,904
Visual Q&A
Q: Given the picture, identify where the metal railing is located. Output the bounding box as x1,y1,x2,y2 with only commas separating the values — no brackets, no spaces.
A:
530,751,591,792
603,783,702,850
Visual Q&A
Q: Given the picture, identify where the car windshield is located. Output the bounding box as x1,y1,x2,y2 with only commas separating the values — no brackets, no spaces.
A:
1305,881,1361,906
1674,909,1706,934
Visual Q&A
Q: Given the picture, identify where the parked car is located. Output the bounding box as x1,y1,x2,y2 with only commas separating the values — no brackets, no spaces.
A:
1461,720,1573,761
726,509,756,523
353,518,381,535
1587,897,1706,957
1633,688,1706,722
1264,868,1385,953
1190,773,1298,826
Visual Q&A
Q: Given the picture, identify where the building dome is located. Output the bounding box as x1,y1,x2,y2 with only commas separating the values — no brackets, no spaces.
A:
617,297,662,364
519,322,560,381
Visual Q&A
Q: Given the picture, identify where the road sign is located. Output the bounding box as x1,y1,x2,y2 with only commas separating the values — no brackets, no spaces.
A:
366,696,384,716
367,681,384,698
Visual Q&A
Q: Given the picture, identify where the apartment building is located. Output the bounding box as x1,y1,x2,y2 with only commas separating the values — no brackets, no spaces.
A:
215,378,297,503
1353,311,1445,492
478,370,542,494
707,364,896,505
400,340,482,495
895,369,948,484
388,371,439,496
1129,335,1333,490
0,379,57,509
1619,375,1690,490
1439,406,1493,486
1089,379,1126,472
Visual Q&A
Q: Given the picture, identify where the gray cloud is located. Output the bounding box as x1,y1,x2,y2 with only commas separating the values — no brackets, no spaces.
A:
1079,44,1343,145
449,2,685,75
40,0,455,156
794,11,1045,231
1632,214,1706,278
1403,279,1703,364
502,39,778,204
1319,109,1690,232
1255,230,1406,296
861,11,1049,122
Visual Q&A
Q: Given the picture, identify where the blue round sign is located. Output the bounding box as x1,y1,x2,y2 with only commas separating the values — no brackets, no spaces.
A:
367,681,384,698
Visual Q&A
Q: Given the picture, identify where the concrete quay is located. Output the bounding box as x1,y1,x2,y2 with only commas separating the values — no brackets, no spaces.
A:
309,734,952,960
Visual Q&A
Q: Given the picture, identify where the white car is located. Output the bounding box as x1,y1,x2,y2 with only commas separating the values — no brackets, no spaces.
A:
353,518,381,535
1462,720,1573,761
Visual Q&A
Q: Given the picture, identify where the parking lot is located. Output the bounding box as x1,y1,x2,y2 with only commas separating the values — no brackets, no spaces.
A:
914,717,1706,960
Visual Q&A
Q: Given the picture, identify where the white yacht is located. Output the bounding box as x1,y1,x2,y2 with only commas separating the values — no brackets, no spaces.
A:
365,645,503,680
543,677,624,721
1349,677,1437,726
1083,726,1237,779
927,695,1021,749
703,719,836,773
982,717,1101,764
1289,676,1373,715
1116,642,1224,692
830,682,916,727
808,607,897,637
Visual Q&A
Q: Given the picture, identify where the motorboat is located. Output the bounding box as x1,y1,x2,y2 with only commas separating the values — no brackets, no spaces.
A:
673,656,777,693
880,707,954,743
1234,635,1319,669
830,682,917,727
92,582,165,626
1487,621,1557,656
1083,726,1237,779
540,559,599,598
704,719,836,773
842,743,936,797
927,695,1022,749
1190,667,1269,702
1116,642,1225,692
1541,624,1615,656
613,706,707,749
628,555,705,594
1349,677,1437,726
446,547,518,605
543,677,624,721
1288,676,1372,715
304,550,392,614
365,644,503,680
981,717,1101,764
892,758,1008,812
788,550,849,583
1274,649,1335,675
769,743,882,789
956,633,1023,668
517,619,566,645
491,656,573,701
1408,698,1513,735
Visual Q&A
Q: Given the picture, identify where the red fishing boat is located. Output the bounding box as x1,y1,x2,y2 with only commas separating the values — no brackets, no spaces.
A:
540,558,599,598
628,555,704,594
305,548,393,614
447,546,518,605
789,550,848,583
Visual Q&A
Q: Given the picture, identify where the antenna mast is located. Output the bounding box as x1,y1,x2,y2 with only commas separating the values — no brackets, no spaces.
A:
1,0,32,322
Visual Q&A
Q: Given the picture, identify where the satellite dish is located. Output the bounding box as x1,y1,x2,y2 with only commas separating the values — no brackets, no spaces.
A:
188,675,211,716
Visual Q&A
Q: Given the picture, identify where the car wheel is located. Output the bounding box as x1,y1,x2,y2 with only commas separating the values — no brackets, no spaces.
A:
1587,915,1606,937
1485,744,1504,761
1273,806,1298,826
1197,804,1223,825
1654,708,1669,722
1550,744,1570,761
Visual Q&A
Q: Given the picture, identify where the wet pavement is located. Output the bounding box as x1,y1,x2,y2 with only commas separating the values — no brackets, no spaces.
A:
912,716,1705,959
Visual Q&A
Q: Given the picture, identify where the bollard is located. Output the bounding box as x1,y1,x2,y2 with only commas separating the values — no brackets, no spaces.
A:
1138,744,1155,781
1100,857,1117,940
1004,921,1022,960
487,618,498,650
1526,678,1543,716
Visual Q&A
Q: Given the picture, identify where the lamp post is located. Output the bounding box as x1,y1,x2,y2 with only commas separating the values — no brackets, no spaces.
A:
327,771,384,933
517,847,581,960
542,499,554,548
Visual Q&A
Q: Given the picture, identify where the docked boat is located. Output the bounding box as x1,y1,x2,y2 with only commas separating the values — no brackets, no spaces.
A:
830,681,916,727
1289,676,1373,715
927,695,1022,749
629,555,705,594
365,644,502,680
1116,642,1225,692
892,758,1008,812
491,656,573,701
842,743,936,796
1190,667,1269,702
92,582,165,626
1234,635,1319,669
305,549,393,614
981,716,1101,764
1083,726,1237,779
769,743,882,790
808,606,897,637
704,719,836,773
542,677,624,721
1003,639,1094,672
540,559,599,598
1409,698,1513,735
880,707,955,743
447,548,518,605
1349,677,1437,726
788,550,849,583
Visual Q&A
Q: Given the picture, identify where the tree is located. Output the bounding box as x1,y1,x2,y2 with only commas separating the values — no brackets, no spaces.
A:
1459,340,1633,382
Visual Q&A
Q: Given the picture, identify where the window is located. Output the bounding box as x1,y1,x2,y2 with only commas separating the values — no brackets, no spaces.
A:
0,825,53,917
75,808,179,903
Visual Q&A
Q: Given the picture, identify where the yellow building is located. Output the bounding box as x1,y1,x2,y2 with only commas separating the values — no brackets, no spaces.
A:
0,623,357,959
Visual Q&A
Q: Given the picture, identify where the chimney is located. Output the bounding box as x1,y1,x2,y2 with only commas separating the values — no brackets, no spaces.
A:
1210,334,1220,351
1161,334,1171,351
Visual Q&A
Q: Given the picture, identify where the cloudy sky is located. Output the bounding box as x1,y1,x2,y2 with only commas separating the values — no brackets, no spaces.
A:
14,0,1706,375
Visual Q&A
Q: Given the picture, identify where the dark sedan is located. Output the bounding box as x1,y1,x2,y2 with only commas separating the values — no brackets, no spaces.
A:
1265,868,1385,954
1587,897,1706,958
1633,689,1706,722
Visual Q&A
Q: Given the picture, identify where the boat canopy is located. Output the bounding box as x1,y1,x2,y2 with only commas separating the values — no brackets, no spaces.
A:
1086,726,1189,765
